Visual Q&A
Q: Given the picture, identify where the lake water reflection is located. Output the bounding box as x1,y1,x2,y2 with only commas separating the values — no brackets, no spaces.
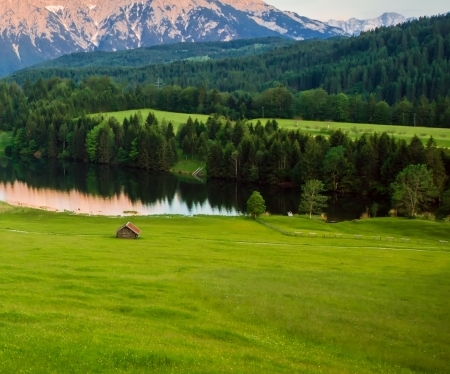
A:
0,180,240,216
0,158,389,219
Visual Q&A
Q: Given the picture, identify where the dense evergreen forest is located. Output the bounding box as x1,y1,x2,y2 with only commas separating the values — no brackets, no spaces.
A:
5,105,450,199
1,75,450,214
25,37,294,70
9,14,450,106
1,74,449,130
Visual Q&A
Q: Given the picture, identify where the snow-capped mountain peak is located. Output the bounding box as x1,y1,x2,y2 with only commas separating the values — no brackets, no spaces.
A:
327,12,414,36
0,0,346,76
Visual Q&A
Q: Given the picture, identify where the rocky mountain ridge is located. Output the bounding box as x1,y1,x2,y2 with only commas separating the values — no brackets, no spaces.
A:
0,0,345,77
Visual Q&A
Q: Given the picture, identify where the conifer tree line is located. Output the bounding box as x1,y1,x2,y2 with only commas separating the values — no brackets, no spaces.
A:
1,73,449,194
1,76,449,138
10,110,178,172
178,116,450,196
7,101,450,198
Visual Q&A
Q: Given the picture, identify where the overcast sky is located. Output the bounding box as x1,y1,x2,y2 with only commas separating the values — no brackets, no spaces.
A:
263,0,449,21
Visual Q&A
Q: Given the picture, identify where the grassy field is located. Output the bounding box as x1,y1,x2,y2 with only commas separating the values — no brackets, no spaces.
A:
97,109,210,130
94,109,450,147
252,118,450,148
170,158,205,174
171,149,206,175
0,203,449,373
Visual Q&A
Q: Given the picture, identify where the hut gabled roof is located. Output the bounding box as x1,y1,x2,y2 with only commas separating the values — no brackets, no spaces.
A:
116,222,141,235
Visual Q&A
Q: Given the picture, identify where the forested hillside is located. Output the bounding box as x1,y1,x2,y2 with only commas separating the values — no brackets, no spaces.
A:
10,14,450,105
0,14,449,197
1,73,450,130
1,75,449,200
25,38,294,70
3,15,449,129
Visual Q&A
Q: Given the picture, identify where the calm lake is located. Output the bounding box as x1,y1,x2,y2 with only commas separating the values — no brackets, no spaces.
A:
0,158,390,220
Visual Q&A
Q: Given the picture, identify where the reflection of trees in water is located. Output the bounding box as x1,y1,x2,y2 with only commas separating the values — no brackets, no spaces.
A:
259,186,300,215
325,194,390,221
201,182,302,214
232,184,301,215
177,180,208,212
6,160,124,199
0,158,389,219
89,164,124,198
204,180,240,213
121,171,178,206
6,158,75,192
0,158,180,207
0,158,240,212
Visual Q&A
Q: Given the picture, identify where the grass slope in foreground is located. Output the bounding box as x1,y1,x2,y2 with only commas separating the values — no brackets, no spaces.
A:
0,203,449,373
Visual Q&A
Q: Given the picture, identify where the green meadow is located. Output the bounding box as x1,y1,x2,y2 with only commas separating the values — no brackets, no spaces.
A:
268,119,450,148
97,109,210,130
0,203,449,373
170,158,205,174
95,109,450,148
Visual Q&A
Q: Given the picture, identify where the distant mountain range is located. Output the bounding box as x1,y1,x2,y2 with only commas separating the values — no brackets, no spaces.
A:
327,12,416,36
0,0,430,79
0,0,345,77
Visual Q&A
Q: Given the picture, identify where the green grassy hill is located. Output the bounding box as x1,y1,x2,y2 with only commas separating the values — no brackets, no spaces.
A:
0,203,449,373
97,108,450,147
260,215,450,244
265,118,450,148
96,109,210,130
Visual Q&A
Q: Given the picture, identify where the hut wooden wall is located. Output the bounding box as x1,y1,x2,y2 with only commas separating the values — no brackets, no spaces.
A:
117,227,137,239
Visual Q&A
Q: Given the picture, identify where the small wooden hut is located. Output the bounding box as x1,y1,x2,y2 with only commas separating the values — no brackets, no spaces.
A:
116,222,141,239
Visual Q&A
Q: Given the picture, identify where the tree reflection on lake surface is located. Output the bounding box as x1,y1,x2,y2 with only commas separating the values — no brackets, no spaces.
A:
0,158,389,219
